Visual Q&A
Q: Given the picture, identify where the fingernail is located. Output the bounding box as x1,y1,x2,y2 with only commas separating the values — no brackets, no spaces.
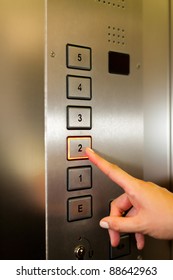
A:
99,221,109,229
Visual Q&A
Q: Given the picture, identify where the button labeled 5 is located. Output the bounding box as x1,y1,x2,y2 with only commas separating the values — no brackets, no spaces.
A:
66,44,92,70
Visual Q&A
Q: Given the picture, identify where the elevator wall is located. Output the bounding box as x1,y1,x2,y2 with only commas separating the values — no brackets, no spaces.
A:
0,0,172,260
0,0,45,259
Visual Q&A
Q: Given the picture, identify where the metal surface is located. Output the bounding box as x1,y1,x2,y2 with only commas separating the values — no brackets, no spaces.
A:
0,0,45,259
170,0,173,259
143,0,171,259
0,0,172,260
46,0,143,259
46,0,172,260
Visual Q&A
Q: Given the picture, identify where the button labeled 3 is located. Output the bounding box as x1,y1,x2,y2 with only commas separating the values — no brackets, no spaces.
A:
67,106,92,130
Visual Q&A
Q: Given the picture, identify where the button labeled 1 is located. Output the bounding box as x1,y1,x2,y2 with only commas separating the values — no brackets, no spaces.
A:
67,136,92,160
67,166,92,191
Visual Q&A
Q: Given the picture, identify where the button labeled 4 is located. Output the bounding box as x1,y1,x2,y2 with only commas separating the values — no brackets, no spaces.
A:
66,75,92,100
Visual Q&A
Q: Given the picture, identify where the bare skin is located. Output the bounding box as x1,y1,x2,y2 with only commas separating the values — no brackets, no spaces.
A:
86,147,173,250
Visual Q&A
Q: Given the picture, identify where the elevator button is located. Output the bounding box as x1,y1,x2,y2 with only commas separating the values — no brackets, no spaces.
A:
74,245,86,260
67,106,92,130
67,166,92,191
67,136,92,160
66,44,91,70
67,195,92,222
67,75,92,100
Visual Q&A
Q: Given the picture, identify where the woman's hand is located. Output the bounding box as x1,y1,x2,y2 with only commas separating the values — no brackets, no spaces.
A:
86,148,173,250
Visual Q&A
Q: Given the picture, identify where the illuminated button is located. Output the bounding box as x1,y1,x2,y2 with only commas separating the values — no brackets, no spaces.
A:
67,106,92,130
67,166,92,191
67,195,92,222
66,44,91,70
67,75,92,100
67,136,92,160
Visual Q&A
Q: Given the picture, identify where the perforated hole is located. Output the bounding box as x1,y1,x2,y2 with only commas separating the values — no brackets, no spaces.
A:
95,0,125,9
107,26,126,46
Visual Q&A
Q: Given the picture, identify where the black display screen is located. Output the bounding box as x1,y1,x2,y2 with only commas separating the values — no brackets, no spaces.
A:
108,51,130,75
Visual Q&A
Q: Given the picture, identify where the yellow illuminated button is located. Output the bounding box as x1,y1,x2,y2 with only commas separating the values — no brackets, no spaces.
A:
67,136,92,160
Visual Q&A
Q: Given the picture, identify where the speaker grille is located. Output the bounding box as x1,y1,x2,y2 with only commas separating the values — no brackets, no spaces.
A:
107,26,126,46
95,0,125,9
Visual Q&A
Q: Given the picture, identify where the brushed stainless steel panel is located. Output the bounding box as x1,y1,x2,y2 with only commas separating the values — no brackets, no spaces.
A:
169,0,173,260
46,0,143,259
0,0,45,259
0,0,171,260
143,0,171,260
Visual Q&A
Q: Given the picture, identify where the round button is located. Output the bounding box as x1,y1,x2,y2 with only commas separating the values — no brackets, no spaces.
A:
74,245,86,259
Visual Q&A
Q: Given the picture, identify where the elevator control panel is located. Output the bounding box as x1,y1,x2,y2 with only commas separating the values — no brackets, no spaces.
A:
46,0,143,259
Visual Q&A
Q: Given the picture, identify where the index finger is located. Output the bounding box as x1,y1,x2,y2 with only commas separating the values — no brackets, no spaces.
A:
85,147,140,194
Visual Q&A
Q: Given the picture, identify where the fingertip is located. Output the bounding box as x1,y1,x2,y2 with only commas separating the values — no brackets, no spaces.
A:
109,229,121,247
85,147,98,165
135,233,145,250
85,147,95,155
86,147,139,195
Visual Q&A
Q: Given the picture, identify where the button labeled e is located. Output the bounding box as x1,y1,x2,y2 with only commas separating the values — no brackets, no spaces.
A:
78,204,83,213
67,196,92,222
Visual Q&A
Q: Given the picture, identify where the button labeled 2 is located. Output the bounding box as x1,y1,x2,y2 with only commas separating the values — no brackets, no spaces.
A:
67,136,92,160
